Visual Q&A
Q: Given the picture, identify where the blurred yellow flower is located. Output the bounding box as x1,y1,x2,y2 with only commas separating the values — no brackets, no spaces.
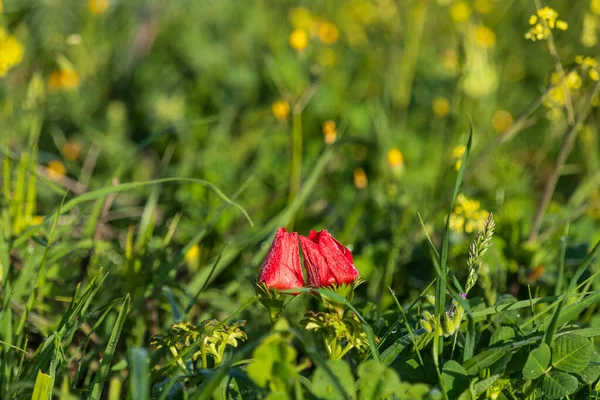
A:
89,0,110,15
184,244,200,263
318,22,339,45
47,160,66,180
0,28,24,77
593,0,600,15
289,7,314,29
450,2,471,22
387,148,404,168
432,97,450,117
474,0,493,14
31,216,45,225
475,25,496,48
63,140,83,161
289,29,308,52
581,13,598,47
322,120,337,144
576,55,600,81
547,71,581,105
492,110,513,133
452,145,466,171
525,7,568,41
48,69,80,90
272,100,290,121
353,168,368,189
449,194,489,233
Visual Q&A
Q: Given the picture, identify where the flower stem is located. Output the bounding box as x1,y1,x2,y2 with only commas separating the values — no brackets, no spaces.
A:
287,109,302,230
200,340,208,369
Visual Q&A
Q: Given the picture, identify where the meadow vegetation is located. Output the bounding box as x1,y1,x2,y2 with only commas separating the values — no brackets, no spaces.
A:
2,0,600,399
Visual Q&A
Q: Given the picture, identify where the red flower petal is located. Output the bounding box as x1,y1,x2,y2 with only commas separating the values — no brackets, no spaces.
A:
315,230,359,285
299,234,336,287
257,227,304,291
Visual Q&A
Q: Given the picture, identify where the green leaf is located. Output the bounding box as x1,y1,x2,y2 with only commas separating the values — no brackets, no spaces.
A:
32,370,53,400
311,360,356,400
247,336,298,392
542,371,578,399
442,361,470,399
129,348,150,400
522,343,551,380
489,327,515,346
578,351,600,384
88,294,131,400
551,333,593,373
357,360,403,400
463,348,507,375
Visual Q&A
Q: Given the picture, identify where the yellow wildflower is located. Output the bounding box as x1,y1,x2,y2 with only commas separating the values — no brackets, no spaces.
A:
322,120,337,144
0,28,24,77
547,71,581,105
272,100,290,121
474,26,496,48
89,0,110,14
289,29,308,52
31,216,45,225
555,20,568,30
318,22,339,45
492,110,513,133
576,55,600,81
387,148,404,168
576,55,598,68
452,145,466,159
353,168,368,189
450,2,471,22
48,69,80,90
63,140,83,161
593,0,600,15
452,145,466,171
450,194,489,233
432,97,450,117
47,160,66,180
184,244,200,263
525,7,568,41
289,7,314,29
581,13,598,47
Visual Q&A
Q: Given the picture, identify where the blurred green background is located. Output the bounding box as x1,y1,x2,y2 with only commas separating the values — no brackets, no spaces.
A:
2,0,600,339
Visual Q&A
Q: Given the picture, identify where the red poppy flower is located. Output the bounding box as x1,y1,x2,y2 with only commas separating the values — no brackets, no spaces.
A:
299,230,359,287
257,227,305,291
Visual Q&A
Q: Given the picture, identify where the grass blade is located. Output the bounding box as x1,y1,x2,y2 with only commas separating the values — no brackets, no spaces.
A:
88,294,131,400
543,240,600,346
129,348,150,400
31,370,53,400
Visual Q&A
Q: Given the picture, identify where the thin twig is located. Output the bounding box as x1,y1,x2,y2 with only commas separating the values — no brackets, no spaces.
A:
529,81,600,242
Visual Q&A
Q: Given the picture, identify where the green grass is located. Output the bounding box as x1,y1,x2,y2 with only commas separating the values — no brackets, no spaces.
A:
2,0,600,399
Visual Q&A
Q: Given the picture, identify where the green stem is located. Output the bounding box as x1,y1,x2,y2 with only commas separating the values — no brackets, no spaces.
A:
200,340,208,369
287,110,303,230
